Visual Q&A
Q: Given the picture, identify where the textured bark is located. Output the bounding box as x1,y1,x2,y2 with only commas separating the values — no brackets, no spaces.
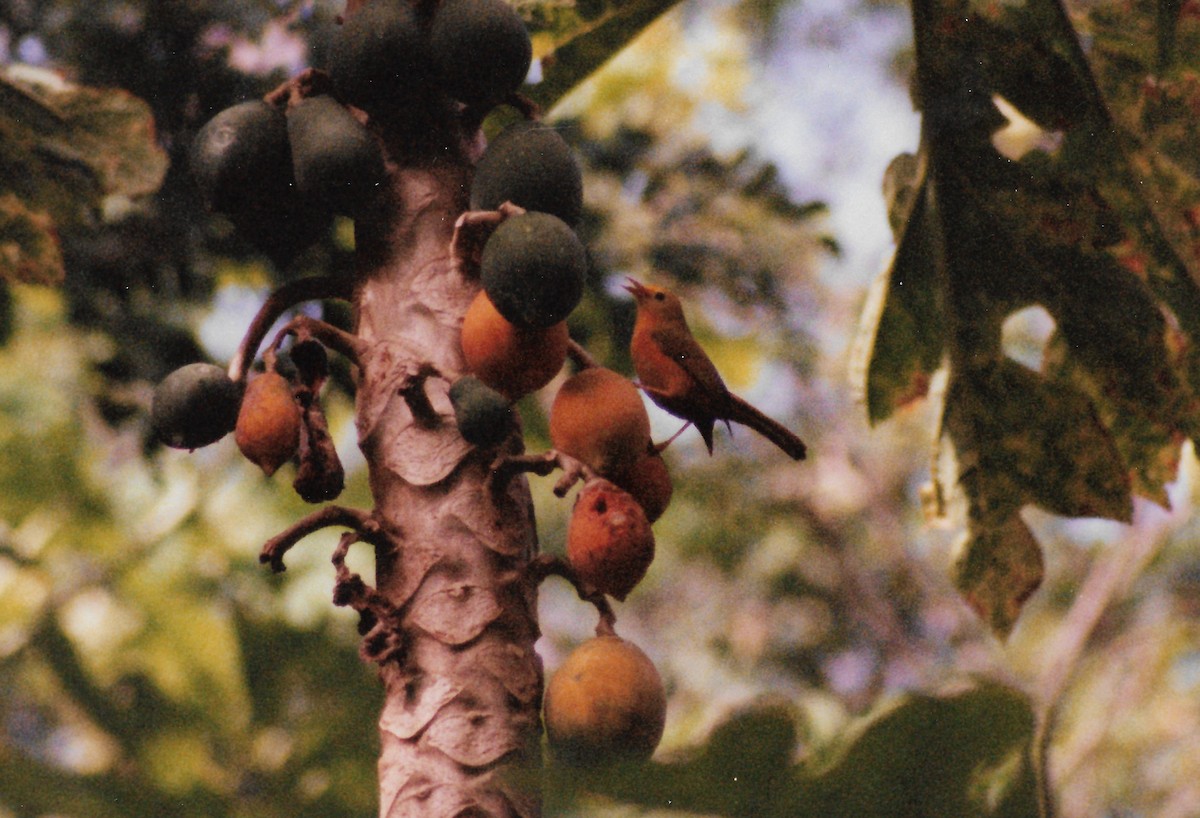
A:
350,145,543,816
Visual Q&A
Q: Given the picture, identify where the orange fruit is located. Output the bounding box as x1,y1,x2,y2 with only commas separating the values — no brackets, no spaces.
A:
616,449,672,523
550,368,650,481
460,289,568,399
566,479,654,601
235,371,301,475
544,635,666,765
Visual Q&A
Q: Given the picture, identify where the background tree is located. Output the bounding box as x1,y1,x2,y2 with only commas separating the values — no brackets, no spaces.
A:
2,0,1200,816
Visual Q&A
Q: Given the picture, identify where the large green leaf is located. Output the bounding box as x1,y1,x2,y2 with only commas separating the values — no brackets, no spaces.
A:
525,0,688,111
545,682,1038,817
859,0,1200,635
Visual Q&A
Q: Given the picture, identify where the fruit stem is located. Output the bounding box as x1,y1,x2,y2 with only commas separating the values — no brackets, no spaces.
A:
526,554,617,634
263,67,334,110
228,275,352,384
267,314,367,370
489,449,596,497
566,339,598,371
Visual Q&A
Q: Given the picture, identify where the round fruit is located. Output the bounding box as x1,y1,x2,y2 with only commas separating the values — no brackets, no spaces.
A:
480,211,587,328
235,371,302,475
616,450,672,523
430,0,531,111
566,479,655,600
471,121,584,226
544,635,666,765
191,100,293,215
449,375,513,447
460,289,568,399
151,363,242,450
549,368,650,481
287,95,385,219
328,2,436,117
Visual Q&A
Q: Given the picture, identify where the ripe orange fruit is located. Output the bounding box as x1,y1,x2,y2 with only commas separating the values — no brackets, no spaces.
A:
549,367,650,481
460,289,568,399
544,635,666,765
235,371,301,476
566,479,654,601
616,449,672,523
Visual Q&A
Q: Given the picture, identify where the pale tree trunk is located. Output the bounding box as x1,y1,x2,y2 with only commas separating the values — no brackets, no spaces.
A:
248,99,548,815
354,159,543,817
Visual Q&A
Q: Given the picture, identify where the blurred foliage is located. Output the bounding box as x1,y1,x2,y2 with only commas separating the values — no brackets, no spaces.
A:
0,1,1199,818
546,682,1036,817
0,64,166,287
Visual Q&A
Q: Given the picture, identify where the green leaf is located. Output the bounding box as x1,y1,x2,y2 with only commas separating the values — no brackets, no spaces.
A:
953,513,1045,639
527,0,687,111
801,683,1037,817
546,682,1037,817
41,80,168,200
945,360,1133,524
851,155,946,423
875,0,1200,633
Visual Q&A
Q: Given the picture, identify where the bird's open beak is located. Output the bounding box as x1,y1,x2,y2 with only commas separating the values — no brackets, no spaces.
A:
624,277,648,299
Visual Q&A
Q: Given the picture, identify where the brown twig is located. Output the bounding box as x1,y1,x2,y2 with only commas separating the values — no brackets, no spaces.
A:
1031,508,1174,818
506,91,541,121
260,505,380,573
489,449,595,497
449,203,527,279
527,554,616,634
264,67,333,110
566,339,600,371
228,276,352,384
267,313,367,369
330,531,409,664
400,363,443,428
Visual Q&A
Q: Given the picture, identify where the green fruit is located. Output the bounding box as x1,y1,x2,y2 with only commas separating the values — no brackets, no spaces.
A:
191,100,293,214
430,0,531,111
480,211,587,328
328,2,436,117
449,375,513,447
287,96,385,219
227,195,333,269
470,121,584,226
151,363,242,450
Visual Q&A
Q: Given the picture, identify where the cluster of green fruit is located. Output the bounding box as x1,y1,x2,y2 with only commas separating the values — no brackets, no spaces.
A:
190,0,544,262
191,94,383,262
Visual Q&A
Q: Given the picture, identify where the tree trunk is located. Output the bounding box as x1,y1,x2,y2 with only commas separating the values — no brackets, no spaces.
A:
351,143,543,815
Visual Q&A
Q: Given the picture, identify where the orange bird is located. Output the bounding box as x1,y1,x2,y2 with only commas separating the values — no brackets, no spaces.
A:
625,278,807,461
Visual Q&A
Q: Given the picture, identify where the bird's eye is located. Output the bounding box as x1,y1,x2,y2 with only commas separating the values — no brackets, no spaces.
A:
653,292,666,301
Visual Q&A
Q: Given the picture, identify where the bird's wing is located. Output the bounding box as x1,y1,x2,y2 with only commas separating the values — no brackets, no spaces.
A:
650,325,729,397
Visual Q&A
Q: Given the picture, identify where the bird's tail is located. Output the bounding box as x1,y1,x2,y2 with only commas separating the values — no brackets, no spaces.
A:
723,394,807,460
